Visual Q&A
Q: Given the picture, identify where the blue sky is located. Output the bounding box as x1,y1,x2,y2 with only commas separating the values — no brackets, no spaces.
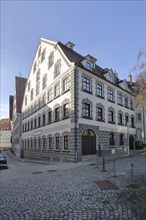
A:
1,0,145,119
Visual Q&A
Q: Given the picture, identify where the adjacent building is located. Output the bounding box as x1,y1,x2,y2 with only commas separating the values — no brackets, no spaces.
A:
21,38,136,162
0,119,11,150
136,105,146,146
11,76,27,157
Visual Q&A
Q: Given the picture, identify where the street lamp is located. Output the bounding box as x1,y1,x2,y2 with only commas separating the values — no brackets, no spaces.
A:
127,122,130,156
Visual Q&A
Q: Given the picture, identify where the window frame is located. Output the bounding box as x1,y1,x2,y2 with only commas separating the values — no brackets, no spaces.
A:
83,103,90,118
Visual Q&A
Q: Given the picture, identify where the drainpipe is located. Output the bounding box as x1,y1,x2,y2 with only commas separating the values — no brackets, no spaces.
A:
74,64,79,163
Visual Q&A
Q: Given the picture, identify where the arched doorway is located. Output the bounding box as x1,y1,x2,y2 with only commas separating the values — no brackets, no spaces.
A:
82,129,96,155
129,135,134,150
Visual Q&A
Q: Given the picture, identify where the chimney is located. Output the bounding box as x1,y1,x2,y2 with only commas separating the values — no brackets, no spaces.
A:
127,74,132,84
65,41,75,50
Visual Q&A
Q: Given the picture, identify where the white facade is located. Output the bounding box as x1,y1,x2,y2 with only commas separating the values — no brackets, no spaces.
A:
21,38,136,162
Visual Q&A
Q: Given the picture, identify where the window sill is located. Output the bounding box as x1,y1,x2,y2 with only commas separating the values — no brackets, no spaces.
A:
96,119,105,122
62,89,70,94
82,116,93,120
96,95,105,99
108,99,115,103
62,116,69,120
54,119,60,123
118,103,123,106
48,122,52,125
108,121,115,124
54,95,60,99
82,89,93,95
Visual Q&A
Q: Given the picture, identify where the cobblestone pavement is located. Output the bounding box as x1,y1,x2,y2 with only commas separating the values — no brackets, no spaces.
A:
0,151,146,220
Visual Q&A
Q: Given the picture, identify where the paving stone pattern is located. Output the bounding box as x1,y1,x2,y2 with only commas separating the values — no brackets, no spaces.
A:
0,152,146,220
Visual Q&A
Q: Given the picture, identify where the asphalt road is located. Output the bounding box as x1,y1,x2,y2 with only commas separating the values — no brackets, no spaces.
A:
0,151,146,220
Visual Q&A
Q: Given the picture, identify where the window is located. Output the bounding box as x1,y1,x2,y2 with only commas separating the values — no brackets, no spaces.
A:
31,120,33,130
119,134,124,145
34,138,37,149
36,82,40,96
108,89,114,102
42,114,46,126
131,117,135,128
38,137,41,149
86,62,91,70
55,137,59,149
54,59,61,78
96,83,103,97
25,96,27,106
63,103,69,118
125,97,128,108
28,81,31,92
30,88,34,101
36,69,40,82
38,47,41,58
33,62,36,73
38,98,41,109
109,133,115,145
42,137,46,149
54,84,60,97
117,93,123,105
34,118,37,129
48,137,52,149
48,51,54,69
83,77,90,92
97,107,103,121
137,113,141,121
28,122,30,131
63,78,69,92
130,99,133,110
55,108,59,121
109,111,114,123
48,111,52,123
83,103,90,118
118,113,123,125
108,74,113,82
38,116,41,127
42,74,47,90
42,94,46,106
47,89,52,102
41,48,46,63
31,139,33,149
125,115,129,126
64,136,69,150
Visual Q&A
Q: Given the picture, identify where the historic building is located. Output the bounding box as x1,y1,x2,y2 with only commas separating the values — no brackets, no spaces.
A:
0,119,11,150
11,76,27,157
21,38,136,162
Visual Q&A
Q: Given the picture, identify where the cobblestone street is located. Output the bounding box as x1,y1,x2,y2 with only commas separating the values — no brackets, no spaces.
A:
0,151,146,220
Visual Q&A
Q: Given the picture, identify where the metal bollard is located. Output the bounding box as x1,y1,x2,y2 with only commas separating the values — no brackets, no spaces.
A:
130,163,134,184
113,159,116,176
102,157,105,172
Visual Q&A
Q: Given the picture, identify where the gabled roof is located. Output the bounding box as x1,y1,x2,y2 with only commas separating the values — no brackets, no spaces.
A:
58,41,104,78
15,76,27,113
0,119,11,131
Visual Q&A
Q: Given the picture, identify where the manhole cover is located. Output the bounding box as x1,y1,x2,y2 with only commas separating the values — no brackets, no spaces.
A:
95,180,119,190
32,171,43,174
47,170,57,172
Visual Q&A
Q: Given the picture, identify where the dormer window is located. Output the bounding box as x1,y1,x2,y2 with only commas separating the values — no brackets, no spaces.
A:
109,74,113,82
86,62,91,70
